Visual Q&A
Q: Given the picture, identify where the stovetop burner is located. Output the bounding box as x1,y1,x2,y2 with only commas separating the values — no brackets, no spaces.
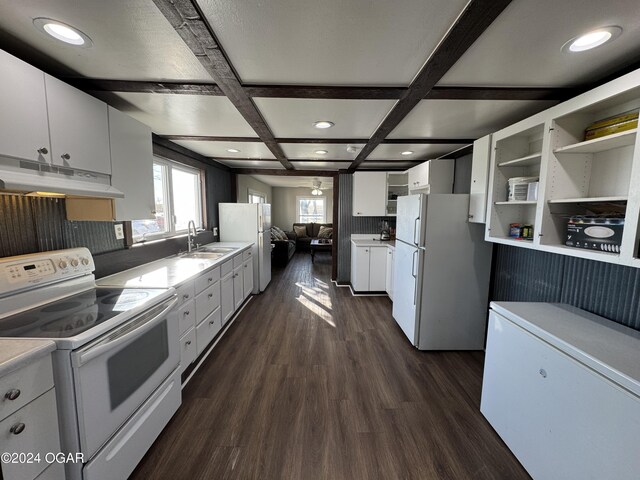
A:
0,287,168,339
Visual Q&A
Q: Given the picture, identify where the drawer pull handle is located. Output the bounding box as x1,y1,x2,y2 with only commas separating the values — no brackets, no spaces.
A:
209,320,215,325
37,147,48,155
185,340,192,346
10,423,25,435
208,293,213,298
61,153,71,160
208,277,213,282
183,294,190,300
539,368,547,378
184,311,190,316
5,389,20,401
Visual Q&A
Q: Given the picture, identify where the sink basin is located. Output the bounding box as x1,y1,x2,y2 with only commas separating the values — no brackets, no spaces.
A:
198,246,237,254
180,252,226,260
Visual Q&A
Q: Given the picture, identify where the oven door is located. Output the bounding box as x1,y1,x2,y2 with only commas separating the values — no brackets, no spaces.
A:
71,296,178,459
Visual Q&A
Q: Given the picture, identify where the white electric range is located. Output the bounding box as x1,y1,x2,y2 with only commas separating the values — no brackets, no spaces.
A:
0,248,181,480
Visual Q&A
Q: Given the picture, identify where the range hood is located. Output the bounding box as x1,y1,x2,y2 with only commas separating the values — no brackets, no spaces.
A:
0,158,124,199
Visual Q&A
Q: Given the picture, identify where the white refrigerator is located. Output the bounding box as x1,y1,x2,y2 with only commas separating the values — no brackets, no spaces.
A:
392,194,492,350
219,203,272,293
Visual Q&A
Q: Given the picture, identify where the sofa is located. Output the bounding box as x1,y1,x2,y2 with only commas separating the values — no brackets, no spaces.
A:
271,227,296,266
291,222,333,251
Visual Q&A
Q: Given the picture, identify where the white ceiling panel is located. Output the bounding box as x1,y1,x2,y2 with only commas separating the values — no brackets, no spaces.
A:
197,0,468,85
280,143,366,160
172,141,275,159
369,143,469,161
0,0,212,81
107,93,257,137
361,161,415,170
440,0,640,87
290,161,351,170
389,100,556,140
214,160,285,169
253,99,396,138
252,175,334,188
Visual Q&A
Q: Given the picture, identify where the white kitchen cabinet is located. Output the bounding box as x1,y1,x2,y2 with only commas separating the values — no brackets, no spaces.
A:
179,327,196,375
408,159,454,193
196,308,222,356
0,50,51,164
353,172,387,216
468,135,491,223
45,74,111,174
233,264,243,310
177,299,195,336
386,172,409,216
350,243,387,292
108,107,155,220
220,270,235,325
482,303,640,480
195,282,221,324
243,257,254,299
385,248,394,300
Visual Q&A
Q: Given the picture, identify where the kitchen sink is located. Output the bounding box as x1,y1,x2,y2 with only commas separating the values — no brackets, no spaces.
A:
180,252,227,260
197,246,238,254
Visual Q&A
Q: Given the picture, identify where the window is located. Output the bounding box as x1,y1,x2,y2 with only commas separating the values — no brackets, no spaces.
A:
132,158,203,241
297,196,326,223
248,189,266,204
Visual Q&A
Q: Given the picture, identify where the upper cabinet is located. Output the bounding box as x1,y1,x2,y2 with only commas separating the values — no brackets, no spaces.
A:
468,135,491,224
408,159,454,194
485,68,640,268
353,171,387,216
45,75,111,175
0,50,51,163
108,107,155,221
386,172,409,216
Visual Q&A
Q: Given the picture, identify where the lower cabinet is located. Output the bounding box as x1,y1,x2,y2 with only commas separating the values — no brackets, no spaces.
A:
196,308,222,356
233,265,243,310
220,270,235,326
243,258,254,299
179,327,196,375
350,244,387,292
482,308,640,480
385,248,394,300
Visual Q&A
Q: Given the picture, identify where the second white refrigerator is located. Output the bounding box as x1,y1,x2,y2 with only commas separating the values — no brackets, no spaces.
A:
392,194,492,350
219,203,272,293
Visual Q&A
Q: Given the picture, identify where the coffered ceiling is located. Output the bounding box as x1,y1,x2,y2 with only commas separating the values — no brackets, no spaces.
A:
0,0,639,174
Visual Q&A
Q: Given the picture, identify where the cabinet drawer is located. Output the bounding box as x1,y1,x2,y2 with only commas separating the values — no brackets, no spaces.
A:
176,281,195,306
195,267,220,294
0,356,53,421
243,249,253,261
220,259,233,277
179,328,196,375
196,308,222,356
0,388,60,480
195,283,221,324
177,299,195,336
233,254,243,269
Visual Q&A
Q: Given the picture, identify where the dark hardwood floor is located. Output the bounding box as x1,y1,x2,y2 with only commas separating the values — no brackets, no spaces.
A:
130,252,530,480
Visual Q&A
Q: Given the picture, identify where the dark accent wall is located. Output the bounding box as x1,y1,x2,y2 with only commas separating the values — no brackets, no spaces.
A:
0,139,233,279
491,245,640,331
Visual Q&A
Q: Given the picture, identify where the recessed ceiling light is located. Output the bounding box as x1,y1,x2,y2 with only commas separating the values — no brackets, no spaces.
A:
313,121,334,129
314,150,328,155
33,18,92,47
401,151,414,156
562,26,622,53
226,148,241,153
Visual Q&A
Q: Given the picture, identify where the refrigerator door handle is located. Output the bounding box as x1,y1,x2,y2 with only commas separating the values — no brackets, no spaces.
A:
412,250,418,305
411,250,417,278
413,217,420,245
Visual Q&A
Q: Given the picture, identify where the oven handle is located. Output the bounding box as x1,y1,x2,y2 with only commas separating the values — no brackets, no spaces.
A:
75,297,177,366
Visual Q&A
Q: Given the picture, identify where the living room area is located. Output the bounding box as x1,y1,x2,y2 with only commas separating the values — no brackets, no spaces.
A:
236,174,334,266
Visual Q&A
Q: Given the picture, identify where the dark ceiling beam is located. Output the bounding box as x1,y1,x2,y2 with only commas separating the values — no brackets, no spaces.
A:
231,169,339,176
152,0,293,170
160,134,474,144
348,0,513,171
152,134,230,171
68,78,571,102
214,157,356,163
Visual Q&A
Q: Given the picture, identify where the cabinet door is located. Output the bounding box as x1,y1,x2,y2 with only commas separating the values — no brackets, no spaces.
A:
409,162,428,189
108,107,155,220
0,50,51,163
179,327,196,374
385,248,394,300
220,272,235,325
243,258,254,299
233,266,243,309
469,135,491,223
45,74,111,174
353,172,386,216
196,308,222,356
351,246,370,291
195,282,221,324
369,247,387,291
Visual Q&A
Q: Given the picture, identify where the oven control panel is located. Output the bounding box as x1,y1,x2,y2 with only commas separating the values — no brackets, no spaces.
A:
0,248,95,292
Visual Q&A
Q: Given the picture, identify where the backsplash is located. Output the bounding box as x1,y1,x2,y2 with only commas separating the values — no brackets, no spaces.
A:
0,195,124,258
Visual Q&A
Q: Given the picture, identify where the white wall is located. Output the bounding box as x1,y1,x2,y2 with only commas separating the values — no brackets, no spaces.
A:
272,187,333,230
236,175,273,203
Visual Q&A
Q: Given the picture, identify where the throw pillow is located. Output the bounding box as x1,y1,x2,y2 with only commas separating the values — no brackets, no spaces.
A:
274,226,287,240
318,226,333,239
270,229,280,241
294,225,308,238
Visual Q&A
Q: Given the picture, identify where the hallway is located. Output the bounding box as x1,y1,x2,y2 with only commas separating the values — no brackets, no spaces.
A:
131,253,529,479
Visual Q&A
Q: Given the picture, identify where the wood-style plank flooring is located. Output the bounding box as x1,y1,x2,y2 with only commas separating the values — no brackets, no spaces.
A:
131,252,530,480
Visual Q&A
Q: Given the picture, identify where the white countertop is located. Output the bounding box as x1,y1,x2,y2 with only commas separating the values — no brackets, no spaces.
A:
0,339,55,377
97,242,253,289
491,302,640,398
351,238,396,249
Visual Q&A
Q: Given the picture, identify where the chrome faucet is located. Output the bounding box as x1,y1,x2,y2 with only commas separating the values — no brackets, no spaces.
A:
187,220,197,253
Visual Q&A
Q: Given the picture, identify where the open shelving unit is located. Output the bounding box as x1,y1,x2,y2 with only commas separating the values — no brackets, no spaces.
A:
484,68,640,266
386,172,408,216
